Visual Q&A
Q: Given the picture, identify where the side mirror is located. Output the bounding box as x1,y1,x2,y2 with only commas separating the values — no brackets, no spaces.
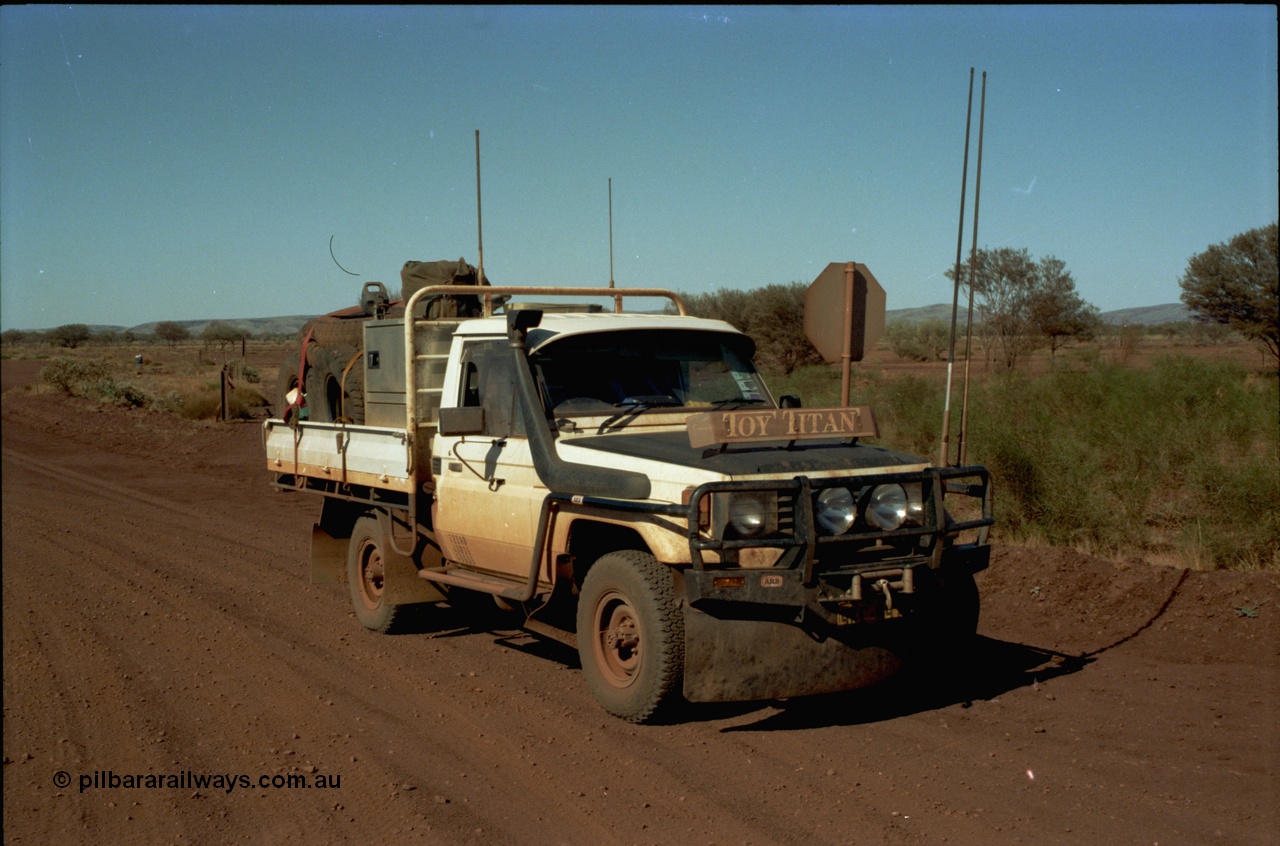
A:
437,406,486,436
779,395,802,409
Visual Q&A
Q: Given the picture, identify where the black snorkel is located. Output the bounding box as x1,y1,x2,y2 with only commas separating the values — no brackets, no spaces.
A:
507,310,652,500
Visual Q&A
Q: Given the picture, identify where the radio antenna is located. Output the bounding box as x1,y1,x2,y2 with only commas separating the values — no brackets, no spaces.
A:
957,71,987,467
608,178,615,288
939,68,975,468
329,235,359,276
475,129,485,283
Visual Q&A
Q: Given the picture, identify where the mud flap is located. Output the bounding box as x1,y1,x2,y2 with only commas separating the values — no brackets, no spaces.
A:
374,512,447,605
310,524,346,585
310,519,446,603
681,604,902,703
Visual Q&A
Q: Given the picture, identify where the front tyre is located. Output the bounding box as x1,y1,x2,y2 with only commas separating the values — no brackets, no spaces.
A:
347,516,408,634
576,551,684,723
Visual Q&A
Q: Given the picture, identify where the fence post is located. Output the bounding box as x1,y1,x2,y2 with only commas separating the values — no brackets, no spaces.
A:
220,366,229,422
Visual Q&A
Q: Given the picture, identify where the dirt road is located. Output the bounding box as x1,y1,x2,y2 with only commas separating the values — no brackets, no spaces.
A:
3,373,1277,845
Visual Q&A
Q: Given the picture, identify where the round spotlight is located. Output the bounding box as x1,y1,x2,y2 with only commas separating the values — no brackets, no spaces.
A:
815,487,856,535
866,484,909,531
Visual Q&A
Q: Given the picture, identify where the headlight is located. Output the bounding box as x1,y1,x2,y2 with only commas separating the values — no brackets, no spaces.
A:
727,492,775,538
815,487,856,535
866,484,909,530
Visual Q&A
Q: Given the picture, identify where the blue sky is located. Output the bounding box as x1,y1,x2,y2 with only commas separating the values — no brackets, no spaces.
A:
2,5,1276,331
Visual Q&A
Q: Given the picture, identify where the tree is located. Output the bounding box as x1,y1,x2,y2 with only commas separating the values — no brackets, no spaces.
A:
679,282,823,375
743,283,825,374
1,328,32,345
887,318,950,361
1029,256,1101,358
155,321,189,347
681,287,754,338
946,248,1038,370
201,321,243,352
1178,222,1279,366
947,248,1097,369
50,324,91,349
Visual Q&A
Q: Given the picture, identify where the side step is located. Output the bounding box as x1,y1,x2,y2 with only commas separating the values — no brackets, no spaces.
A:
418,565,532,601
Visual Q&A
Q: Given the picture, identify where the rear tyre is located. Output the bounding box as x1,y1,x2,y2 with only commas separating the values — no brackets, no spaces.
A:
347,516,408,634
576,551,684,723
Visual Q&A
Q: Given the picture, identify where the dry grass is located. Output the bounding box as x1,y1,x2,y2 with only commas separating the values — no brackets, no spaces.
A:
10,340,290,420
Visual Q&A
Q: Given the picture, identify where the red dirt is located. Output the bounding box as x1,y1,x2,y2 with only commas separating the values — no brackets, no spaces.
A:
3,360,1277,845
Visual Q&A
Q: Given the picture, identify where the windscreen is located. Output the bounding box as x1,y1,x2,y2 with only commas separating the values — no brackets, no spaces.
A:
532,329,770,415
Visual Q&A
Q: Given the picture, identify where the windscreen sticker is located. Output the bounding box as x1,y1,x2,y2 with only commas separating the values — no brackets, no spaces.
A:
732,372,763,401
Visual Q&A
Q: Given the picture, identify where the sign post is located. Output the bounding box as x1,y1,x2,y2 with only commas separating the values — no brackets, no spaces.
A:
804,262,885,406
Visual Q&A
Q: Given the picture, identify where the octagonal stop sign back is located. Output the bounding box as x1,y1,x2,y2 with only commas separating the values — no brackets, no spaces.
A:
804,262,886,364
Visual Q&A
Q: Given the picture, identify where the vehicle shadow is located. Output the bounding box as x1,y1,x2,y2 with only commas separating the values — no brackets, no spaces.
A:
394,605,1095,731
486,625,1091,730
491,629,582,666
379,597,535,638
710,635,1092,731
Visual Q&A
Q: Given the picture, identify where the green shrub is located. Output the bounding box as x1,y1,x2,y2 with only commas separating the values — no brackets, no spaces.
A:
40,358,109,394
174,386,267,420
862,372,947,457
86,377,149,408
766,365,842,408
153,391,185,414
964,356,1278,569
39,358,149,407
174,391,219,420
762,355,1279,570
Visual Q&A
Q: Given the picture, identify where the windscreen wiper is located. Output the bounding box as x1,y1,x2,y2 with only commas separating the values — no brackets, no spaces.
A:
710,397,767,409
599,395,683,432
614,395,682,410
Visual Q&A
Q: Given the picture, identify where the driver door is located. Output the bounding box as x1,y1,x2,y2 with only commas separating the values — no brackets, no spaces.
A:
433,340,541,579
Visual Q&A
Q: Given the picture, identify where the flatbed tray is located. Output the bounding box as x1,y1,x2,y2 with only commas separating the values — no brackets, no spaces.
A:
262,419,417,492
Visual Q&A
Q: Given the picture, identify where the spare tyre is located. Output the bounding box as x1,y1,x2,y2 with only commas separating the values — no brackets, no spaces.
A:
300,315,366,348
304,346,365,424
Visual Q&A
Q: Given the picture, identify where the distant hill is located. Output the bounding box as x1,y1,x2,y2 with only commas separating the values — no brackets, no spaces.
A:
22,302,1193,337
886,302,1191,326
127,316,317,337
13,316,318,337
1096,303,1191,325
884,304,958,324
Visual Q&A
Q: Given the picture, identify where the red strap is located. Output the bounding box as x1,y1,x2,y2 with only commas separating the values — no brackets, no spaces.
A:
285,324,316,422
